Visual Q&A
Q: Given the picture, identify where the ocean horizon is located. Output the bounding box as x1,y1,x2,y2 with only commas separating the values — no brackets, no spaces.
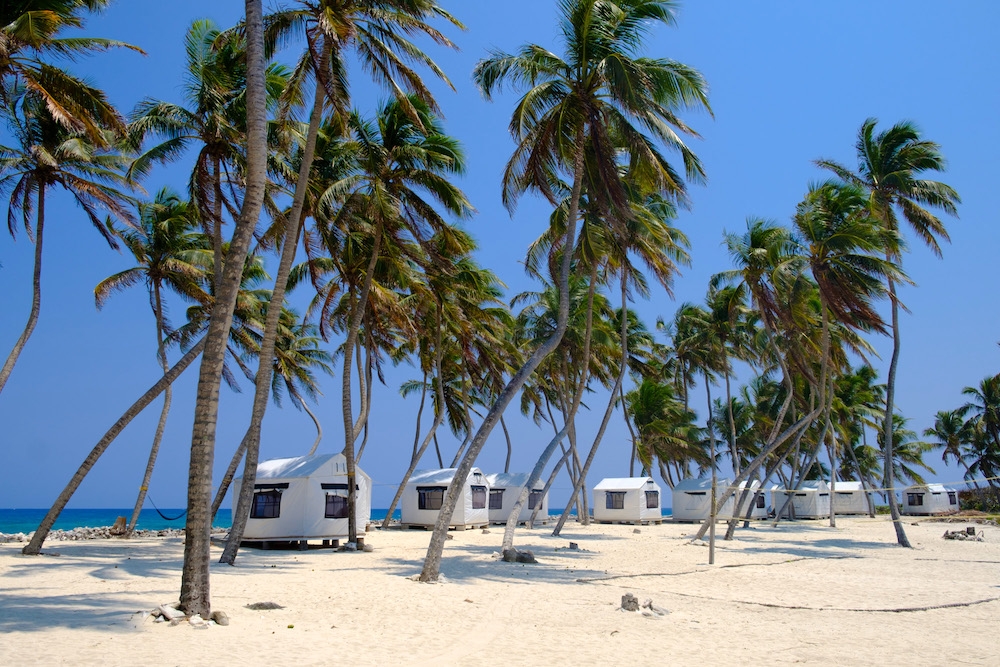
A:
1,507,674,534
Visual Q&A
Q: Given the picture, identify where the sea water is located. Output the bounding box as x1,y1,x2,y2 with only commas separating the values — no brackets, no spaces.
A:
1,507,672,533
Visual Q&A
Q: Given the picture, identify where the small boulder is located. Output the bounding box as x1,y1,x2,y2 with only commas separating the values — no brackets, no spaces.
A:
362,543,374,553
633,528,641,534
621,593,640,612
210,610,230,626
158,604,185,621
188,614,207,627
568,542,579,550
481,529,491,534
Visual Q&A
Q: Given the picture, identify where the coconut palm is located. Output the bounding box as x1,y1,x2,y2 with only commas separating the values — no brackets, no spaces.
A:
94,188,209,535
817,118,960,547
179,0,269,618
0,0,140,142
0,88,135,396
419,0,710,579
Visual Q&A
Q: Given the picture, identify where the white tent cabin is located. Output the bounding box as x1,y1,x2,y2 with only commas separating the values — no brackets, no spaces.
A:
830,480,871,515
400,468,490,529
902,483,959,515
234,453,371,548
485,473,548,525
736,480,768,520
771,480,830,519
670,478,735,522
592,477,663,525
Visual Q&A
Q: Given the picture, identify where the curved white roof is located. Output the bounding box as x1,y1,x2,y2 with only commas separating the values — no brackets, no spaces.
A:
408,467,484,485
594,477,659,490
253,453,370,481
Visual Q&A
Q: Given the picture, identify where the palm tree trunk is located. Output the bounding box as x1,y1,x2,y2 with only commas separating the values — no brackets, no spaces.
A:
382,304,446,529
529,446,571,527
828,416,837,528
707,374,717,565
725,369,739,476
882,277,911,547
0,183,45,396
220,55,328,566
212,154,224,277
501,415,513,473
22,338,205,555
126,284,172,535
341,227,382,544
420,131,585,581
552,272,630,536
502,421,571,551
179,0,267,616
302,397,322,457
411,372,428,460
623,384,638,477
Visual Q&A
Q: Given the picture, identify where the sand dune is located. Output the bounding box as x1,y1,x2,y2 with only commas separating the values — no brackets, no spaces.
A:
2,517,998,665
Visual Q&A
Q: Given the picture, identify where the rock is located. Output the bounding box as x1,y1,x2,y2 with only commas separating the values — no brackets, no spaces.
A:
210,611,230,626
189,614,206,627
502,548,538,564
343,542,358,551
569,542,579,550
446,534,454,540
642,598,669,616
621,593,640,612
245,601,284,610
633,528,641,534
158,604,185,621
362,543,374,553
481,529,491,534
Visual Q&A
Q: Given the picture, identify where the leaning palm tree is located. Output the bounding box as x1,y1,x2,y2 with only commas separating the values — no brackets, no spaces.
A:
94,189,209,535
817,118,960,547
422,0,710,581
0,1,140,142
0,88,135,396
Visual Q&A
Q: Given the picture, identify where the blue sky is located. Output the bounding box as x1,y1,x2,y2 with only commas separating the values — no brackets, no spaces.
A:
1,1,997,511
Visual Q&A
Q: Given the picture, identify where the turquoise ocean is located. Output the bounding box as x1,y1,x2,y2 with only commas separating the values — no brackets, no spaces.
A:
1,507,671,534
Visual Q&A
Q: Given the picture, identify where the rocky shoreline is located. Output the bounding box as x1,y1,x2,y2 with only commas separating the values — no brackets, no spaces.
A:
0,527,187,543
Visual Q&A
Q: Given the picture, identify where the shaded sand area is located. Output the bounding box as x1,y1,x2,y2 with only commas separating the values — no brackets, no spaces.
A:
2,517,999,665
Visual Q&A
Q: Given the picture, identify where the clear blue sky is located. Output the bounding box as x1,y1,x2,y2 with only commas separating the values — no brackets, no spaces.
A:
1,1,997,511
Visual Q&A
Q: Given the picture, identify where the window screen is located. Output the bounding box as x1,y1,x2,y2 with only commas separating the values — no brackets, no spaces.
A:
645,490,659,508
251,490,281,518
471,485,487,509
418,486,446,510
325,493,348,518
907,493,923,506
755,494,766,509
528,490,544,509
948,492,957,505
489,489,504,510
606,491,625,510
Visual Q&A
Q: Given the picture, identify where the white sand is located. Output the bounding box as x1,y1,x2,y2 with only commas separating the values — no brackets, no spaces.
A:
2,517,998,665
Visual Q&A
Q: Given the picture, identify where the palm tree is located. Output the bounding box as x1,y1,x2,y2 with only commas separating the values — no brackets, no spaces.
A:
448,0,710,575
179,0,269,619
817,118,960,547
94,189,208,535
959,374,1000,491
0,88,135,396
0,1,140,142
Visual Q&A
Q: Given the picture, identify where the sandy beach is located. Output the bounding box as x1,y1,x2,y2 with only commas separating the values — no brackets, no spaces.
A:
2,516,998,666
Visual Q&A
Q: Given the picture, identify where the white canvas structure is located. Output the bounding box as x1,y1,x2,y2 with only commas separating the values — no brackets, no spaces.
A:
736,480,768,519
772,480,830,519
485,473,548,524
400,468,490,528
592,477,662,524
670,477,735,522
235,453,371,543
830,481,870,515
902,483,959,515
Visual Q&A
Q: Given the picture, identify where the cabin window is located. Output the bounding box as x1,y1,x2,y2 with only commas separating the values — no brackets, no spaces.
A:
528,490,544,509
325,494,348,518
645,490,659,508
472,472,484,484
948,492,957,505
418,486,446,510
756,495,766,509
837,492,852,496
687,491,706,496
489,489,504,510
251,490,282,519
606,491,625,510
795,493,807,497
908,493,923,506
471,485,487,509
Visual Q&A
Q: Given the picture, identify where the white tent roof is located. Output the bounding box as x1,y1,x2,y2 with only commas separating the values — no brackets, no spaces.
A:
905,483,957,493
674,477,733,492
834,481,865,492
409,468,483,485
255,453,369,481
486,472,538,489
594,477,657,490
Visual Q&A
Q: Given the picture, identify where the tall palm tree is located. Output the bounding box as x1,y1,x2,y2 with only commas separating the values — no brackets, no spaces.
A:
94,189,208,535
179,0,269,619
817,118,960,547
959,374,1000,490
0,88,135,396
0,1,140,143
